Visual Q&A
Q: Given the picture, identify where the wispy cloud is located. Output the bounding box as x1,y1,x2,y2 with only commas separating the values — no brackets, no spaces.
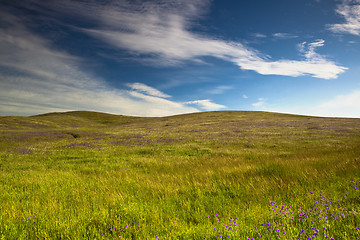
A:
207,85,233,94
0,12,200,117
252,98,266,108
251,33,267,38
34,0,347,79
267,90,360,118
328,0,360,36
298,39,326,61
242,94,248,99
184,100,226,111
127,82,171,98
237,39,347,80
86,1,347,79
311,90,360,117
272,32,298,39
127,89,199,116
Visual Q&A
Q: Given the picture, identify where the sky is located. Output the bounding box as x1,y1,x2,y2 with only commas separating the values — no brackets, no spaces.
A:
0,0,360,117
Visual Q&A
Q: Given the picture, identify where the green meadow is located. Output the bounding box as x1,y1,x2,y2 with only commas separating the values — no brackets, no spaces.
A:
0,111,359,239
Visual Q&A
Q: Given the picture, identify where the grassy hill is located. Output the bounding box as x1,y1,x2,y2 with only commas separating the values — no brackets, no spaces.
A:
0,111,359,239
0,111,142,129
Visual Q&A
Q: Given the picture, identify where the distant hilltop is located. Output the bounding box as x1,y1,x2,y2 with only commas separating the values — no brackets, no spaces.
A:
0,110,359,131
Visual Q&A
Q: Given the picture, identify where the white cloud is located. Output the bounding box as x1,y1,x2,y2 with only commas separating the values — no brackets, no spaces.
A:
273,33,298,39
36,0,347,79
0,1,353,117
252,98,266,108
127,90,199,116
238,39,347,79
234,57,346,80
0,13,199,117
243,39,348,79
328,0,360,36
298,39,326,61
252,33,267,38
266,90,360,118
127,82,171,98
235,39,348,80
184,100,226,111
310,90,360,117
242,94,248,99
207,85,233,94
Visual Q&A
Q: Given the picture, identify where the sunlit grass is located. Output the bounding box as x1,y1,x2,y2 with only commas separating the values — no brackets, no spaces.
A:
0,111,359,239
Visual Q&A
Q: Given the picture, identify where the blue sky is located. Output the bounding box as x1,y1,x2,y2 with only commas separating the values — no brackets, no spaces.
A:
1,0,360,117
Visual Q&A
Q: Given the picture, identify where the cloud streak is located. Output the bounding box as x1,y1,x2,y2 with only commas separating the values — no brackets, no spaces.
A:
34,0,347,79
184,100,226,111
252,98,266,108
312,90,360,117
267,90,360,118
272,32,298,39
207,85,233,95
233,39,348,79
127,82,171,98
0,11,201,117
328,0,360,36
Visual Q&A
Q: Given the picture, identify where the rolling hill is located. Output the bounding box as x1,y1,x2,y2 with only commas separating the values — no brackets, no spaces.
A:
0,111,359,239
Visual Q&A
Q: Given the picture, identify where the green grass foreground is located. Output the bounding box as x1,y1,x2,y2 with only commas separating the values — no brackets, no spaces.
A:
0,111,359,239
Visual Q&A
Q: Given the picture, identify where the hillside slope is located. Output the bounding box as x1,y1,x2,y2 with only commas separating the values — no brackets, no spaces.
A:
1,110,359,132
0,111,143,130
1,110,359,150
1,110,360,239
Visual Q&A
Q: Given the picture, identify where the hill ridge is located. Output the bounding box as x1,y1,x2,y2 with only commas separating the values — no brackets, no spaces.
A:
1,110,359,131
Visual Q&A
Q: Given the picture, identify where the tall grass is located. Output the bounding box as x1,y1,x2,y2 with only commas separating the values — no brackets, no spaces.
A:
0,111,359,239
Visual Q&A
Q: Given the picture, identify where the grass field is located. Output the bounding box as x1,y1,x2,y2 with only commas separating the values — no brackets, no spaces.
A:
0,111,359,239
